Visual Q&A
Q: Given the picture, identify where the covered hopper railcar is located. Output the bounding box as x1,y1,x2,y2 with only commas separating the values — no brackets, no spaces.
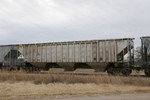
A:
0,38,134,75
141,36,150,76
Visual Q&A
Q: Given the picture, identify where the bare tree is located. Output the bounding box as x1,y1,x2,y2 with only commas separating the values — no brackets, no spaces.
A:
134,47,142,71
134,47,142,62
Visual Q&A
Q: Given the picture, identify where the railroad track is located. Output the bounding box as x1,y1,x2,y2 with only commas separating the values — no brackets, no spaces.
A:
1,68,146,77
39,70,146,77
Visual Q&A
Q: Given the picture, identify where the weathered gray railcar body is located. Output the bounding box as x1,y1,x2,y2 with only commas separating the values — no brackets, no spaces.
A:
0,38,134,73
141,36,150,75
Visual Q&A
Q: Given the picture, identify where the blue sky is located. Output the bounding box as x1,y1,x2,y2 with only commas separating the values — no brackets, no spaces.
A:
0,0,150,47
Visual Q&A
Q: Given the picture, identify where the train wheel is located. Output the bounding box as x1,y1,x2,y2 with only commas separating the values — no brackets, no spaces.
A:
107,67,121,76
9,67,16,71
122,68,132,76
107,67,114,75
144,69,150,77
25,66,33,73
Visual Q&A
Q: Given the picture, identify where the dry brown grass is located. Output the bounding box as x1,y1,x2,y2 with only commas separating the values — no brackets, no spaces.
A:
0,71,150,86
0,72,150,100
0,82,150,100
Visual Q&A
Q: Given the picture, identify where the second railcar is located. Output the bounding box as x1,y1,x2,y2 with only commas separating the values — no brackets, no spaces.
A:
141,36,150,76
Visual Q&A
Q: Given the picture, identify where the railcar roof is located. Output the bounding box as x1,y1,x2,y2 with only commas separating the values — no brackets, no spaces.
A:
0,38,134,47
140,36,150,39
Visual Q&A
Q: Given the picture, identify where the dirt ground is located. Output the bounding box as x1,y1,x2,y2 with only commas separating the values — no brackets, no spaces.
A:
36,93,150,100
0,82,150,100
3,93,149,100
63,93,150,100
